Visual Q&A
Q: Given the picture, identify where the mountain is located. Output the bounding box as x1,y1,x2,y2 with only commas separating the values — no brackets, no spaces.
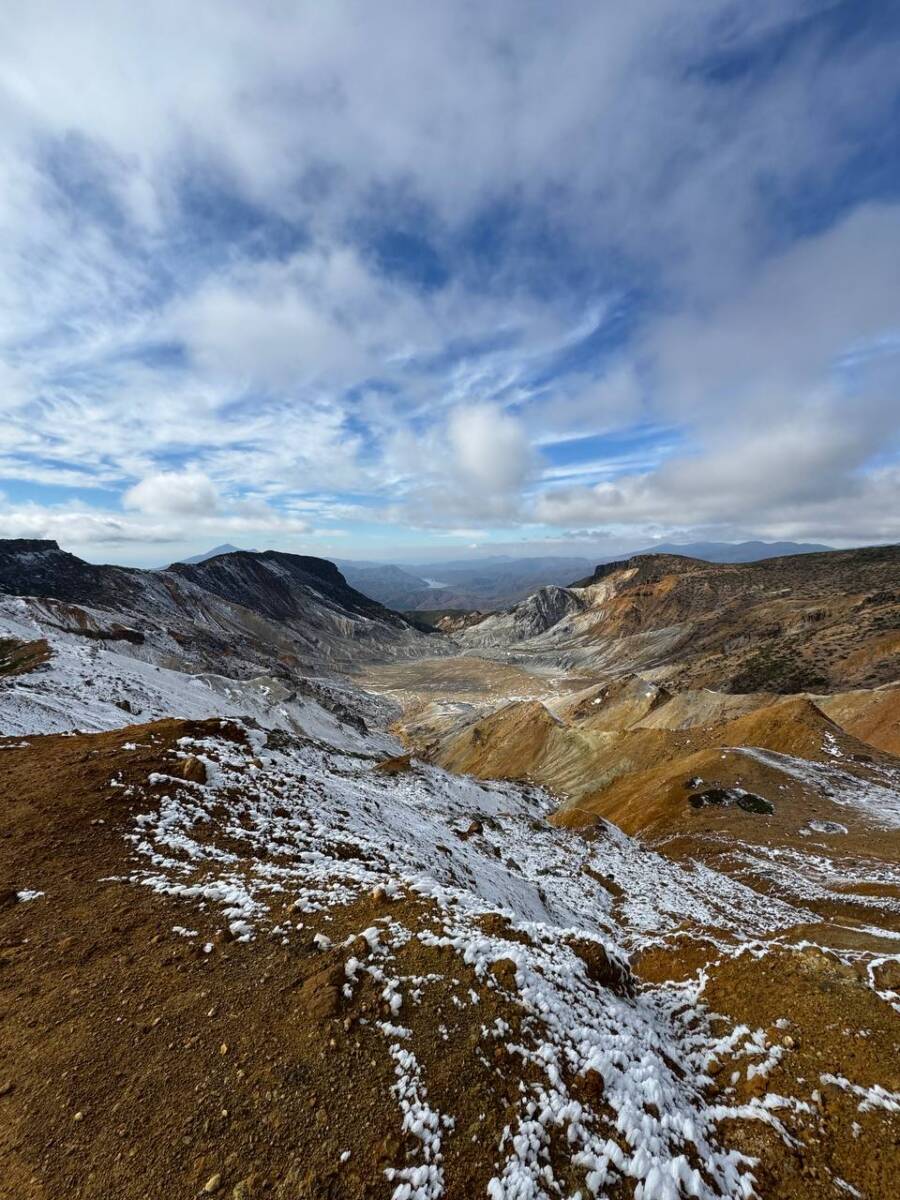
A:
175,542,256,564
0,539,436,678
458,544,900,692
338,546,833,613
337,555,596,611
335,562,432,608
626,539,833,564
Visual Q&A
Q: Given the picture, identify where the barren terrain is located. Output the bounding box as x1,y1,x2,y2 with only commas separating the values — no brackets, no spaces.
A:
1,540,899,1199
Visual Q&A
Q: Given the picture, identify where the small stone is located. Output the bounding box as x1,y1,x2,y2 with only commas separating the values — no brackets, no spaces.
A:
219,1043,228,1055
567,937,632,995
781,1035,796,1050
179,756,207,784
372,885,388,904
299,964,344,1019
203,1173,222,1194
872,959,900,992
374,753,412,775
73,1110,84,1122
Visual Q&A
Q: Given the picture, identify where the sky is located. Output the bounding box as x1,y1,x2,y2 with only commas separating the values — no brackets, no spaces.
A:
1,1,899,566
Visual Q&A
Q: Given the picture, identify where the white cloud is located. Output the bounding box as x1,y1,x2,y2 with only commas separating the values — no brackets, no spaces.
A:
648,204,900,421
124,470,220,516
0,498,313,554
0,4,898,556
448,404,532,497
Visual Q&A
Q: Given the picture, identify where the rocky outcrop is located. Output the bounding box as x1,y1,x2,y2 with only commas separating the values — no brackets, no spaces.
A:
0,540,141,609
458,585,585,648
170,550,406,626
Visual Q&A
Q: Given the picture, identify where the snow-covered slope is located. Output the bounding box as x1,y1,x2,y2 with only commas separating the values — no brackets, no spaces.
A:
0,594,397,751
3,539,899,1199
0,539,441,676
107,716,896,1198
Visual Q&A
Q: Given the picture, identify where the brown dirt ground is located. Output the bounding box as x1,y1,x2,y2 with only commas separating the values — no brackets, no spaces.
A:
0,638,50,678
2,721,899,1199
636,946,900,1200
0,722,630,1200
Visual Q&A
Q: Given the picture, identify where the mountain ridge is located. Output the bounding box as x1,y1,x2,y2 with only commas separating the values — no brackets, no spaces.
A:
336,541,837,611
455,543,900,693
0,538,436,676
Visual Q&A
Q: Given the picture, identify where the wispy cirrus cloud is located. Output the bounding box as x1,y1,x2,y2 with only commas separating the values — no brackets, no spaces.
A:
0,2,898,562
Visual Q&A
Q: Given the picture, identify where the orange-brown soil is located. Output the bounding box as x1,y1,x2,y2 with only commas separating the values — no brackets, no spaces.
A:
0,723,624,1199
2,720,899,1198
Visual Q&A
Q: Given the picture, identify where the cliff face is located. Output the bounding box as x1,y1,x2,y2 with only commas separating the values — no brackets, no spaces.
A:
0,540,143,608
459,585,586,648
169,550,406,625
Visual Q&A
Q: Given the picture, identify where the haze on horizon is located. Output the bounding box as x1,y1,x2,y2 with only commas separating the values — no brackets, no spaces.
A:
1,2,899,568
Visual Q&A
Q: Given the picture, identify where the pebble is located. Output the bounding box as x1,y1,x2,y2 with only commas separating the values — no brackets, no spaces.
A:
203,1173,222,1193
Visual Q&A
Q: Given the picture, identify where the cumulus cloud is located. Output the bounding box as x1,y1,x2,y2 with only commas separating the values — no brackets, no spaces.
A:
447,405,533,497
0,499,313,557
124,470,220,516
531,203,900,546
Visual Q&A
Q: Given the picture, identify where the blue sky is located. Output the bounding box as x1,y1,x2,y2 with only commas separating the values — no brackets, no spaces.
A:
1,1,899,565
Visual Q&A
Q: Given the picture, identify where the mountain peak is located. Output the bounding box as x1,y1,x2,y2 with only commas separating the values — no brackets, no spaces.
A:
174,543,252,566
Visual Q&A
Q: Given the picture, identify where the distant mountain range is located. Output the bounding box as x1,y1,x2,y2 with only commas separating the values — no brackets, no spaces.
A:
172,541,834,611
334,541,835,610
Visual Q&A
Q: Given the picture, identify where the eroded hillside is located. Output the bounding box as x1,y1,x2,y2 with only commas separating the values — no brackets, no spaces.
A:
0,540,438,677
456,546,899,692
4,712,899,1200
1,538,899,1200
